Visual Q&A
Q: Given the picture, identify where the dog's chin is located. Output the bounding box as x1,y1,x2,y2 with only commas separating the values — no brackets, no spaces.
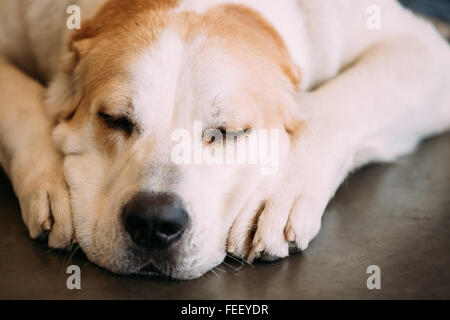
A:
74,227,227,280
134,254,227,280
81,246,225,280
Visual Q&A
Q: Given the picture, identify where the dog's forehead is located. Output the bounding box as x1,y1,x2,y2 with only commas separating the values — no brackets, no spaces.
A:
128,29,242,133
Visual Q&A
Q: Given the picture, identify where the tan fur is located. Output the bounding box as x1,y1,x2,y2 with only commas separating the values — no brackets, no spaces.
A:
61,0,302,156
173,4,301,89
2,0,450,279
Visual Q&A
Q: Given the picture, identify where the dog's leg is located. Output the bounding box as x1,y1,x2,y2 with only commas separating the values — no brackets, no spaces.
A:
0,56,73,248
228,30,450,261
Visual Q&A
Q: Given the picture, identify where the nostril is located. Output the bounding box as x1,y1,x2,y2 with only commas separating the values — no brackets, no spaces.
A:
123,214,152,247
152,207,188,248
158,222,183,238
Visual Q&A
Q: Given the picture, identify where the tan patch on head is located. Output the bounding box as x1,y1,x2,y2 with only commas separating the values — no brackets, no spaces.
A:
63,0,180,148
63,0,302,143
171,4,303,135
212,4,301,89
65,0,179,74
72,0,178,44
172,4,301,89
67,0,301,98
67,0,300,90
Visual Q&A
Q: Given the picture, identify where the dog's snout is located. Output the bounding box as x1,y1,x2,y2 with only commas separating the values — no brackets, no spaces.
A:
123,192,188,250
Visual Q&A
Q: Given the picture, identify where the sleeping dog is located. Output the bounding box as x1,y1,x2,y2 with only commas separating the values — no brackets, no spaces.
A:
0,0,449,279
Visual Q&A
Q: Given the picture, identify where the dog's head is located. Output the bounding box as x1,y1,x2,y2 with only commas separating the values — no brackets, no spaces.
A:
46,0,301,279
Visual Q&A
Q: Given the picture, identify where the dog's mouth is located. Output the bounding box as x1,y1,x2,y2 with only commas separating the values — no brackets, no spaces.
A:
137,260,167,277
140,263,161,273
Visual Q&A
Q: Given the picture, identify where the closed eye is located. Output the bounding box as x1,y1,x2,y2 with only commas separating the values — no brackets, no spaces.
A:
97,111,135,136
205,127,251,144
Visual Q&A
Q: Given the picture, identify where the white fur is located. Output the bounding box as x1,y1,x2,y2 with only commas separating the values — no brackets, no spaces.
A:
1,0,449,278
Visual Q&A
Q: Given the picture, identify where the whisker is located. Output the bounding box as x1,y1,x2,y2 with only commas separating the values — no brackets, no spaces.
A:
63,241,77,261
226,253,252,266
215,266,225,273
222,259,243,273
210,268,220,278
64,243,81,267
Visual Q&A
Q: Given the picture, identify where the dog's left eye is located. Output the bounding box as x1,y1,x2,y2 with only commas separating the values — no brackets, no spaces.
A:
205,127,250,144
98,112,135,136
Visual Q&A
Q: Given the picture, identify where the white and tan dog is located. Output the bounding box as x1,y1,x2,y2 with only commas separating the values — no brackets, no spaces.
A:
0,0,449,279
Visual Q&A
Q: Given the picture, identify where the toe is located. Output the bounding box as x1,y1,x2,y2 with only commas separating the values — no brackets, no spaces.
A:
227,198,265,259
248,198,293,261
21,190,51,240
34,230,50,244
286,195,324,251
47,187,73,249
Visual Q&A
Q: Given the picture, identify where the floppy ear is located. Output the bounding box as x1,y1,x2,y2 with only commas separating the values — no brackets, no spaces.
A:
44,35,94,123
279,92,304,139
282,59,302,92
63,38,94,74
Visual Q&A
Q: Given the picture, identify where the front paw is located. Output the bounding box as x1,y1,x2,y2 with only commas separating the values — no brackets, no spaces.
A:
15,159,73,249
227,191,325,263
227,119,348,263
283,195,324,252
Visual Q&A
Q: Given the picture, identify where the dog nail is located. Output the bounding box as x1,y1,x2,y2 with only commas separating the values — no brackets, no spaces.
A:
247,250,256,264
286,227,296,242
35,231,49,244
41,217,53,231
254,241,264,253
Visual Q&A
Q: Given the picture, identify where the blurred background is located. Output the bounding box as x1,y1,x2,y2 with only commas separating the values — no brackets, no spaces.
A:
400,0,450,39
400,0,450,22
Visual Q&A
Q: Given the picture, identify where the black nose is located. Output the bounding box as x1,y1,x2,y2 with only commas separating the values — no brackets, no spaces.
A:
123,192,188,250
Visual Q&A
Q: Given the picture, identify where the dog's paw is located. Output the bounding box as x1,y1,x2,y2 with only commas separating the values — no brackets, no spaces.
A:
227,192,324,263
15,158,73,249
227,121,343,263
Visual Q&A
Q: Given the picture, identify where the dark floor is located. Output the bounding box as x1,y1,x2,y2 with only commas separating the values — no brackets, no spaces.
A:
399,0,450,22
0,133,449,300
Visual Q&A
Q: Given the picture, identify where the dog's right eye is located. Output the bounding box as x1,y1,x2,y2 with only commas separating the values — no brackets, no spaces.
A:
97,112,135,136
204,127,251,144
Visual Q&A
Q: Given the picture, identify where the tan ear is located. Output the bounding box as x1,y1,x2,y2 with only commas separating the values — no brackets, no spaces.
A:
44,9,102,122
44,42,89,122
45,32,94,123
44,71,82,123
62,38,94,74
280,94,304,137
283,62,301,91
283,111,304,137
